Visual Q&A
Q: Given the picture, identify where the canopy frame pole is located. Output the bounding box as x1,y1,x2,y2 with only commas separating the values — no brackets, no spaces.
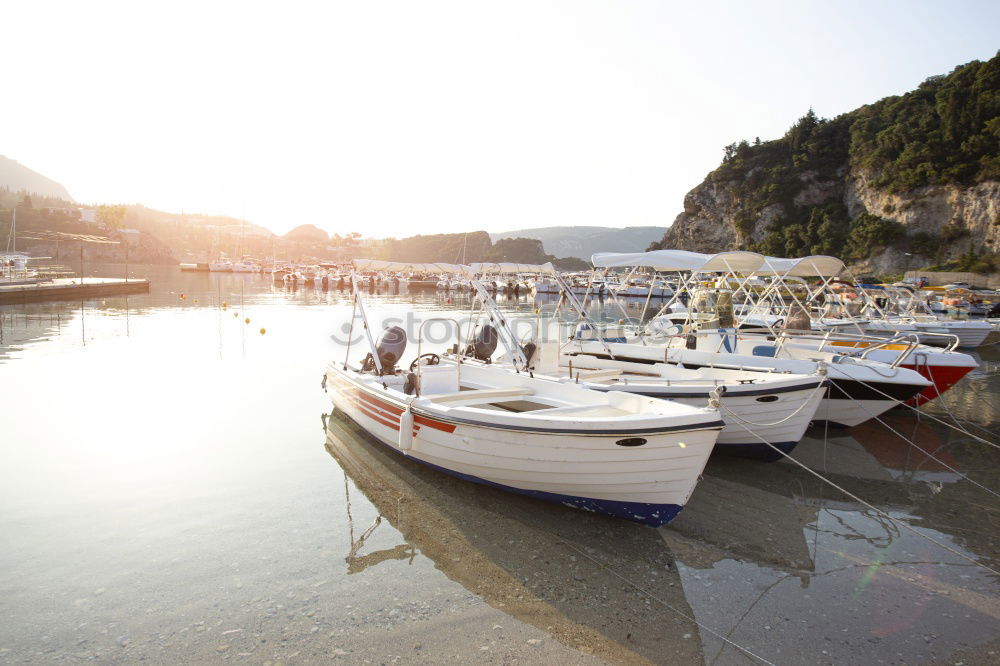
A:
635,271,659,343
555,273,615,359
603,267,638,333
468,277,528,370
351,268,383,375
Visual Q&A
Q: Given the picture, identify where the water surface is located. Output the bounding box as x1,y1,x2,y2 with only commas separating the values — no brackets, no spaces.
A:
1,265,997,664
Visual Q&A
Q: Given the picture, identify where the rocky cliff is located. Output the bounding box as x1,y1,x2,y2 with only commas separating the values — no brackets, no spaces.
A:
653,52,1000,275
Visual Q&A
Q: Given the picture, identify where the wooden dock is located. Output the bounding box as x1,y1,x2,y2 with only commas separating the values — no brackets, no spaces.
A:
0,277,150,304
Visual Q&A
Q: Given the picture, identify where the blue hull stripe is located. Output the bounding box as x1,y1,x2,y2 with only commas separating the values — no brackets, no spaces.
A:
334,410,684,527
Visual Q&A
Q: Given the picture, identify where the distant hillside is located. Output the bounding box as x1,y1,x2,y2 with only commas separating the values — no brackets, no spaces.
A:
0,155,73,201
654,51,1000,274
491,226,667,259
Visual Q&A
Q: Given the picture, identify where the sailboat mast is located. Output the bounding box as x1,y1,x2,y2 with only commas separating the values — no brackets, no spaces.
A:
6,207,15,254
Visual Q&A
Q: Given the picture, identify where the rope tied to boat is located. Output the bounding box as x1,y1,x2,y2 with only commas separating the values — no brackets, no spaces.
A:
838,367,1000,451
710,380,828,428
717,403,1000,579
555,539,778,666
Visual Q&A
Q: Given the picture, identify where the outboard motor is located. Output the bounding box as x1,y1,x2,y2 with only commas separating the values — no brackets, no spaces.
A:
521,341,538,368
465,325,498,362
371,326,407,374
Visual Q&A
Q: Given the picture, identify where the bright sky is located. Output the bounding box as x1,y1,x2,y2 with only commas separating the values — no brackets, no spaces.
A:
3,1,998,238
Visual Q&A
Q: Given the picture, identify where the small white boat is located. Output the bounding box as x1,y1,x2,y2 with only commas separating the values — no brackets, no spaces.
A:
323,259,725,526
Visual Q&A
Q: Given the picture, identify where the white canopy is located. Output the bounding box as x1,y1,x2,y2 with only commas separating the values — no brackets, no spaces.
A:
470,261,558,276
352,259,467,274
759,255,845,277
592,249,767,273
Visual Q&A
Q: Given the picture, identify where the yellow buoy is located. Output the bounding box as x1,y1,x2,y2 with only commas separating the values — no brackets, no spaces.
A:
233,312,239,318
222,301,227,309
259,327,266,335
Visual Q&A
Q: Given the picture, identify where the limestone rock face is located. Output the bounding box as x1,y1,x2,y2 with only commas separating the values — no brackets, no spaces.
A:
846,173,1000,254
659,183,744,253
656,167,999,272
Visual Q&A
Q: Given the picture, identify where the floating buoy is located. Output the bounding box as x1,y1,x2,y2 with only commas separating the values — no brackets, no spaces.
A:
244,317,250,324
222,301,228,309
193,299,198,303
259,327,266,335
180,293,185,300
233,312,239,318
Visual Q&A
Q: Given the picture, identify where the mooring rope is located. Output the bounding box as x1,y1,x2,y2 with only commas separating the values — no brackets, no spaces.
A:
712,380,827,428
720,405,1000,578
556,539,778,666
838,367,1000,450
819,379,1000,499
917,355,1000,444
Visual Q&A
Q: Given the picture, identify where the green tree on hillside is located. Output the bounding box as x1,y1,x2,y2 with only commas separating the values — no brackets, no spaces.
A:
97,204,127,231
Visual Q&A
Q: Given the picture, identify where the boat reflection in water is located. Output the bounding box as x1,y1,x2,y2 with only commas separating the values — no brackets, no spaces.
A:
324,410,707,663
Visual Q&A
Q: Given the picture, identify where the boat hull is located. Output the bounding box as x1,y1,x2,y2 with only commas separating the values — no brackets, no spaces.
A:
583,379,825,461
325,369,719,526
331,409,685,526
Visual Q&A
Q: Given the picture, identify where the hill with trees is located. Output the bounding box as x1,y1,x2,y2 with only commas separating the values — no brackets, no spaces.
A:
653,51,1000,275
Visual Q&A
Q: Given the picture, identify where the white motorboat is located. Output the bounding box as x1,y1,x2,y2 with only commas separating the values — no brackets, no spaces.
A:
209,260,232,272
471,262,827,461
323,260,725,526
590,250,934,427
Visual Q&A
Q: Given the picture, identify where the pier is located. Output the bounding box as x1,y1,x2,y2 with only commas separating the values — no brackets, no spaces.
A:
0,277,150,304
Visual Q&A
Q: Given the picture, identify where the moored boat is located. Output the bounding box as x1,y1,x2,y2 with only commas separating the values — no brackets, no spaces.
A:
323,259,726,526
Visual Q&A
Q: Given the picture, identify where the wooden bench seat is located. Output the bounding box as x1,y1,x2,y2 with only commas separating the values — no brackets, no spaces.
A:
426,387,534,405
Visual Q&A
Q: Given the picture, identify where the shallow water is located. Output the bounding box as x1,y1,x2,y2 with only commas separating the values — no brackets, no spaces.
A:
1,265,998,664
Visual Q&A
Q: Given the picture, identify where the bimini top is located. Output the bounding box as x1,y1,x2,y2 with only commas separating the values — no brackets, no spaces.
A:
352,259,467,274
759,255,845,277
591,249,767,273
470,262,558,276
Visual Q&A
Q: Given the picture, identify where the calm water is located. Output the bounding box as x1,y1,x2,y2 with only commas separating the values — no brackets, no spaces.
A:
1,265,998,664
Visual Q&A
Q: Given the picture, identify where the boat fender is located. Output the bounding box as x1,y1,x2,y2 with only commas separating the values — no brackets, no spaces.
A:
398,406,414,452
685,333,698,350
321,373,327,390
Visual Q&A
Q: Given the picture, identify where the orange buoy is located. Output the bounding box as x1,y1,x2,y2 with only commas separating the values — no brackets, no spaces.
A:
244,317,250,324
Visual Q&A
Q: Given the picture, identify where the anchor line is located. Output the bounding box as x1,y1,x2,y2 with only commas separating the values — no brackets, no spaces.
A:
917,356,1000,445
836,390,1000,499
838,369,1000,450
556,539,778,666
719,405,1000,578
